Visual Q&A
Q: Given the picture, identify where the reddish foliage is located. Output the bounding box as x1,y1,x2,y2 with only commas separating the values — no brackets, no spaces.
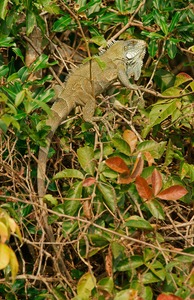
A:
131,156,144,179
135,176,153,200
152,169,162,196
118,171,133,184
157,294,183,300
157,185,188,200
82,177,96,187
105,157,129,173
123,129,137,153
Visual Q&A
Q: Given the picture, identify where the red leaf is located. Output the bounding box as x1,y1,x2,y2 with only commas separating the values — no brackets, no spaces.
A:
105,246,113,277
157,185,188,200
118,171,133,184
157,294,183,300
105,157,129,173
144,151,155,166
135,176,153,200
177,72,193,80
82,177,96,187
151,169,162,196
131,155,144,179
83,200,92,219
123,129,137,153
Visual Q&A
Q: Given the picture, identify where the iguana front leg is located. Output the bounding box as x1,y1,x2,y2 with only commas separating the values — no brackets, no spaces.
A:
82,95,96,122
118,69,139,90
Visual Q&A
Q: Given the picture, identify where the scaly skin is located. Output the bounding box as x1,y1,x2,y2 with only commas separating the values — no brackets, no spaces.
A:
38,39,146,198
37,39,146,274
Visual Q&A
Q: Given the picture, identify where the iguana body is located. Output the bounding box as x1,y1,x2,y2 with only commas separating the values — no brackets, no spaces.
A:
37,39,146,274
38,39,146,198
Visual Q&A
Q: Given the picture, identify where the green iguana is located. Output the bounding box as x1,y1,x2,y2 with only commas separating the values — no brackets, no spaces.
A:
38,39,146,198
37,39,146,274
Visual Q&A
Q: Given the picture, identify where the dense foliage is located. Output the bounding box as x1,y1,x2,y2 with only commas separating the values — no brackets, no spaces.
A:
0,0,194,299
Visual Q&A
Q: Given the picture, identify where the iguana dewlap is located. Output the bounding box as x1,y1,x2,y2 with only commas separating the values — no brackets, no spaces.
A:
37,39,146,198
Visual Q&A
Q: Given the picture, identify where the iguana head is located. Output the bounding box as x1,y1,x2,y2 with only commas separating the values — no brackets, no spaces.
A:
124,39,147,81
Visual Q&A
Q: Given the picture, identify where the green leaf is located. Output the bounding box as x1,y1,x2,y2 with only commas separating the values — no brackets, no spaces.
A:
125,216,153,230
0,222,9,243
9,249,19,283
63,181,82,216
89,36,107,47
0,65,9,77
98,277,114,293
15,90,25,107
44,194,58,206
177,24,194,32
142,31,164,39
111,241,125,259
7,72,19,82
166,40,177,59
115,0,125,13
116,255,144,271
142,12,155,26
30,54,58,72
52,287,67,300
0,243,10,269
1,114,20,131
142,100,179,137
87,245,107,258
0,37,16,47
141,286,153,300
154,10,168,35
114,289,139,300
168,11,181,32
26,10,36,35
102,169,118,179
145,199,165,220
97,182,116,212
164,140,174,166
80,0,101,16
0,120,8,133
53,169,84,180
18,66,30,82
44,3,61,14
154,69,175,92
0,0,9,19
174,72,193,87
87,234,109,247
112,137,131,156
62,220,78,237
35,88,55,104
0,92,8,103
77,146,95,175
149,100,178,126
30,99,51,115
180,162,194,182
137,140,166,159
148,39,158,57
142,271,161,284
175,254,194,263
52,15,72,32
98,12,126,24
12,48,25,64
145,260,166,280
77,272,96,299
